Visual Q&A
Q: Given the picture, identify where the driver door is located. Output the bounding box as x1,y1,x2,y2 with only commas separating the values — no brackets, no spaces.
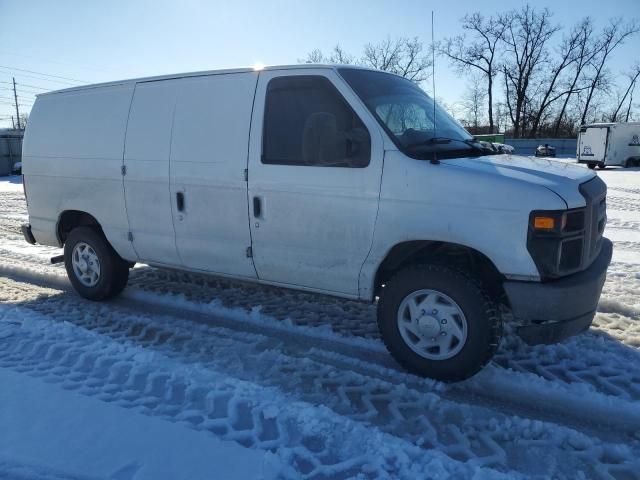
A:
247,69,384,296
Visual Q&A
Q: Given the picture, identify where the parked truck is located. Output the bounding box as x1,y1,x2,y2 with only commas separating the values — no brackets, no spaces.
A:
21,65,612,381
577,122,640,169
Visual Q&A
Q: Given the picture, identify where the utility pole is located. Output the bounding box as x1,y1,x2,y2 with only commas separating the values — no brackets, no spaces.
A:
12,77,21,130
11,116,15,129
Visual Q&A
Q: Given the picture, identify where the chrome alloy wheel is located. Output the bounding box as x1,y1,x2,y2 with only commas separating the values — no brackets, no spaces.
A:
71,242,101,287
396,289,468,360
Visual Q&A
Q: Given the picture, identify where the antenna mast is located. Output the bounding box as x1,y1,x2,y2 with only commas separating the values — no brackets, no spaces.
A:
431,11,436,134
431,11,439,164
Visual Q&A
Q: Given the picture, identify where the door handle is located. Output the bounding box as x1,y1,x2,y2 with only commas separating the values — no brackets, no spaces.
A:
176,191,185,212
253,196,261,218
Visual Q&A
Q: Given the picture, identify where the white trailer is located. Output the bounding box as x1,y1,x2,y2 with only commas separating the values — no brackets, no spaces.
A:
577,122,640,169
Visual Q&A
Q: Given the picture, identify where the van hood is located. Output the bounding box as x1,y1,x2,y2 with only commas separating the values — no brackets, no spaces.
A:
447,154,595,208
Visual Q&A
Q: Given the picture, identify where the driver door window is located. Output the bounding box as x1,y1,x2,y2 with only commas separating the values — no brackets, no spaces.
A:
262,76,370,167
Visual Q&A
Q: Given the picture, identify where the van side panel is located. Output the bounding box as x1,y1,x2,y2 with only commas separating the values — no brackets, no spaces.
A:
170,72,258,278
22,84,136,259
123,80,182,265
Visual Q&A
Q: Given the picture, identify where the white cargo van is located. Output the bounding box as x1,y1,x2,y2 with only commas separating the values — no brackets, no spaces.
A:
577,122,640,169
21,65,612,381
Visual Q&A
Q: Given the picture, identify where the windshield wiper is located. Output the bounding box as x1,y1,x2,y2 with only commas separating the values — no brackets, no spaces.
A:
404,136,494,164
405,136,485,152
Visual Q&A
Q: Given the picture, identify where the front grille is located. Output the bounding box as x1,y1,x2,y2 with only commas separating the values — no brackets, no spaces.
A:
579,176,607,268
565,210,585,232
560,237,583,271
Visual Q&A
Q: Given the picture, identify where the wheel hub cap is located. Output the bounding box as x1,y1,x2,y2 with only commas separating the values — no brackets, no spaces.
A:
396,289,468,360
417,315,440,337
71,242,101,287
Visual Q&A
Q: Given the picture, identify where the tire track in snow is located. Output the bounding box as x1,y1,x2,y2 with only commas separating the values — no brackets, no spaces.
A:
2,246,640,420
609,186,640,196
0,286,490,480
1,277,639,479
605,218,640,231
606,196,640,213
0,458,96,480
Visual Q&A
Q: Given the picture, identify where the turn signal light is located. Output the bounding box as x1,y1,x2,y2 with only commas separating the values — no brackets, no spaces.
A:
534,216,556,230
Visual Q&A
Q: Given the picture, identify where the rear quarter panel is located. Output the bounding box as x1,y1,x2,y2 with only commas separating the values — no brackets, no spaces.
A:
22,84,136,260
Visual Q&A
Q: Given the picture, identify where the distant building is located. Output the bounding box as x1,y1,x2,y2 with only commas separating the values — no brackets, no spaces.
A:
0,128,23,176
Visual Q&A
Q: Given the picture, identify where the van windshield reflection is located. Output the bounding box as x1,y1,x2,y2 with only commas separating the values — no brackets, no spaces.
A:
339,68,489,159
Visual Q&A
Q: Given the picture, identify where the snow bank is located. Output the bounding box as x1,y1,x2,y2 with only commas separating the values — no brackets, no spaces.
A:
0,369,267,480
0,176,23,193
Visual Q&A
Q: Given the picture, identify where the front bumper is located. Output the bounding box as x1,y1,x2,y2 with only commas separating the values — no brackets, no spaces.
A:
21,223,36,245
504,238,612,344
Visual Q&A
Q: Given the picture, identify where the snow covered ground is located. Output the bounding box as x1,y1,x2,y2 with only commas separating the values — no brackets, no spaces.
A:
0,163,639,479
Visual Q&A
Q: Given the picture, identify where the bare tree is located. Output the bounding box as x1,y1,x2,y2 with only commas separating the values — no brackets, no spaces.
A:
361,37,432,83
301,37,432,84
580,18,639,125
461,75,487,130
625,92,637,122
439,12,506,133
501,6,560,137
494,101,509,133
528,18,595,137
298,45,355,64
328,45,355,65
552,18,597,136
609,63,640,122
300,48,325,64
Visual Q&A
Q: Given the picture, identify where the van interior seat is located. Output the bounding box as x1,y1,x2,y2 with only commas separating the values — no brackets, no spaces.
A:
302,112,338,166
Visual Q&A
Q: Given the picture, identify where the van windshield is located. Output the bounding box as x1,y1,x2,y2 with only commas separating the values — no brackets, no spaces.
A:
339,68,490,160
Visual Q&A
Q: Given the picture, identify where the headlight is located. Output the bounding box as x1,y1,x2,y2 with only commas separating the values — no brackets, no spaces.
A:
530,209,585,234
528,209,586,279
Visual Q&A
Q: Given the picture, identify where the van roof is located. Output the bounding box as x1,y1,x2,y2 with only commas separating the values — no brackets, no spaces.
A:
37,64,381,97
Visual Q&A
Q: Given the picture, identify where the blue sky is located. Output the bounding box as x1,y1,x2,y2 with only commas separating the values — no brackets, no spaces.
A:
0,0,638,127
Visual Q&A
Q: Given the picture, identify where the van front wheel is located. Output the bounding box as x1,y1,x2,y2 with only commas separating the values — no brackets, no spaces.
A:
377,264,502,382
64,227,130,301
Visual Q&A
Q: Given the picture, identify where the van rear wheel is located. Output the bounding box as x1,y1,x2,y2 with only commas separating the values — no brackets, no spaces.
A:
587,163,596,170
377,264,502,382
64,227,130,301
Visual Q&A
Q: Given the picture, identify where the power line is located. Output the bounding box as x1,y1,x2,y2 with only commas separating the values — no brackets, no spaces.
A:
17,82,51,91
0,71,81,86
0,101,31,107
0,89,42,99
16,87,47,95
0,64,88,83
0,85,38,95
0,80,54,92
0,51,114,76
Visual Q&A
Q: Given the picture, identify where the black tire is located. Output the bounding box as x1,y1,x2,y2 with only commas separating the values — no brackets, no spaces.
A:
588,163,596,170
597,163,606,170
109,266,130,297
64,227,130,301
377,264,502,382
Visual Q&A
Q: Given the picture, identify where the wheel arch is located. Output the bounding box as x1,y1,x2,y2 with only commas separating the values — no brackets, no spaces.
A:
57,210,103,245
372,240,506,302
